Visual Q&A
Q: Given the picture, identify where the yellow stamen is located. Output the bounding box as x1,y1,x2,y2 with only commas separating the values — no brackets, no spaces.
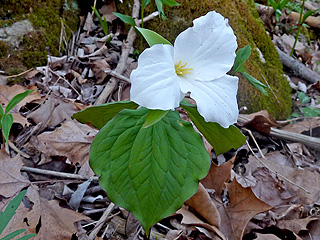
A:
174,61,193,75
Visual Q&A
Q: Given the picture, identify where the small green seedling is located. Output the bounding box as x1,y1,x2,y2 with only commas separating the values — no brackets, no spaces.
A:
0,90,33,144
91,7,109,37
268,0,290,21
0,190,37,240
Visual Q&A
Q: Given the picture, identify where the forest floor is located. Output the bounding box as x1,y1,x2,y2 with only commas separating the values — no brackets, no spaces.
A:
1,1,320,240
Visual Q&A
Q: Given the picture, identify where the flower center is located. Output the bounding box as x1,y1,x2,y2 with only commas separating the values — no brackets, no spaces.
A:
174,61,193,75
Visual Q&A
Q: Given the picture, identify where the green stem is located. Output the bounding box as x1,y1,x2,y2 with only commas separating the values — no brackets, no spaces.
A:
290,0,305,56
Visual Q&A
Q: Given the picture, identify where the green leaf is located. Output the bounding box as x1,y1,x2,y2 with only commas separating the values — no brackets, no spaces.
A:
161,0,180,7
135,27,172,47
233,45,251,74
302,9,320,23
181,103,246,156
92,7,108,35
0,190,27,235
155,0,166,19
0,105,4,121
268,0,278,10
279,0,290,10
90,108,210,235
5,90,33,114
242,72,269,96
298,91,310,104
72,101,139,129
143,109,169,128
291,112,299,118
0,229,26,240
113,12,136,27
1,114,14,143
142,0,151,9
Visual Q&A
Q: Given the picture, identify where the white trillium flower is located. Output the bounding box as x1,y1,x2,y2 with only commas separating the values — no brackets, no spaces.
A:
130,11,239,128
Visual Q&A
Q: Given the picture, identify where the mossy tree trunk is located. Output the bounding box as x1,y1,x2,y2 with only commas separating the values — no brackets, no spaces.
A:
117,0,292,119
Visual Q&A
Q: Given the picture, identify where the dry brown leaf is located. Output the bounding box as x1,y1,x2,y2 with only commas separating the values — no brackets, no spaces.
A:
276,217,318,234
28,94,83,128
0,85,40,111
249,155,320,204
90,59,111,84
99,2,117,22
218,179,272,240
34,120,97,166
165,230,183,240
255,233,281,240
242,110,281,135
201,157,235,197
251,167,292,207
304,219,320,239
281,117,320,137
0,149,30,199
1,184,90,240
176,206,226,240
185,183,221,228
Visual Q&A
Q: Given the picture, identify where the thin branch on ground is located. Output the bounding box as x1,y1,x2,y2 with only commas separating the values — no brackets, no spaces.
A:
21,166,98,181
4,68,33,79
244,129,311,194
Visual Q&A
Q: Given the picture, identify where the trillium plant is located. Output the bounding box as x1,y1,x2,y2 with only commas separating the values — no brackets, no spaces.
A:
73,10,266,236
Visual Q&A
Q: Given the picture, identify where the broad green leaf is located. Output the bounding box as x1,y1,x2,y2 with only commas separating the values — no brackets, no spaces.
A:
5,90,33,114
1,114,14,143
0,229,26,240
0,190,27,235
136,27,172,46
161,0,180,7
72,101,138,129
181,103,246,156
233,45,251,74
113,12,136,27
242,72,269,96
143,109,169,128
90,108,210,235
302,9,320,23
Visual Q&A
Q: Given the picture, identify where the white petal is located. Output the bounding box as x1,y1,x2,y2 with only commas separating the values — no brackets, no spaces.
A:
180,75,239,128
130,44,184,110
174,11,237,81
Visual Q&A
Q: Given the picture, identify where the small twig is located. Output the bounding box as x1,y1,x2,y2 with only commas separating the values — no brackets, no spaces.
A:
88,202,116,240
21,166,98,181
8,140,30,158
238,115,320,150
278,116,319,125
243,127,266,159
104,69,131,83
94,0,141,105
48,68,82,97
5,68,33,79
87,0,97,35
246,140,311,194
137,11,159,24
261,74,280,104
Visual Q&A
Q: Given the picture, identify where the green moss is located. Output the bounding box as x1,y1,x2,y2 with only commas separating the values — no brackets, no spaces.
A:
0,0,79,75
117,0,292,119
0,41,9,58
